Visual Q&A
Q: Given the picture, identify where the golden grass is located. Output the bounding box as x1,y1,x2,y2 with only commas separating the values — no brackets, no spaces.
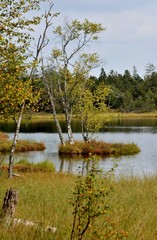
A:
59,140,140,157
0,140,46,152
0,132,45,152
0,171,157,239
1,111,157,124
0,131,9,141
85,111,157,121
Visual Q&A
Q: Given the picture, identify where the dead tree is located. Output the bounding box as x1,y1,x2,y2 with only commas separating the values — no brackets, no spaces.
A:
0,188,18,225
0,188,57,233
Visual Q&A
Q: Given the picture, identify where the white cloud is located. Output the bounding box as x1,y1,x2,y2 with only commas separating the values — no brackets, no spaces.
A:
35,0,157,76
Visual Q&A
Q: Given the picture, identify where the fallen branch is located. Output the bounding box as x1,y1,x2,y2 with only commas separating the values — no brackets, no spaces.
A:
13,218,57,233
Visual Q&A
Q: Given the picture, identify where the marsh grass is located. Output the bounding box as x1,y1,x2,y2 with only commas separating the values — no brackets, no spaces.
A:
0,172,157,239
0,131,9,141
0,132,45,152
1,159,55,173
90,111,157,119
59,140,140,157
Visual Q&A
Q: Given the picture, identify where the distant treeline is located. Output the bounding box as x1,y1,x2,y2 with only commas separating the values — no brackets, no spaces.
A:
89,64,157,112
36,63,157,114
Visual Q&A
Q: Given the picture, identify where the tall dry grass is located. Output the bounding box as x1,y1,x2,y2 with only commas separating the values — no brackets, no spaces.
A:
0,171,157,239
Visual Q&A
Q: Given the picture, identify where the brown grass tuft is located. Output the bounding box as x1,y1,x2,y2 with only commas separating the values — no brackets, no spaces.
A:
0,132,46,152
59,140,140,157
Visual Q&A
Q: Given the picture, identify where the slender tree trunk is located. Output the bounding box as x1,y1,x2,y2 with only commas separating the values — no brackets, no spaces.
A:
58,79,74,144
66,114,74,144
49,94,65,145
8,103,25,178
41,66,65,145
81,115,89,142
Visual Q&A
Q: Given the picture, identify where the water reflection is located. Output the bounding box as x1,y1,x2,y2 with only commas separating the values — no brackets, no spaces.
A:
1,118,157,177
1,117,157,133
1,128,157,177
0,119,82,133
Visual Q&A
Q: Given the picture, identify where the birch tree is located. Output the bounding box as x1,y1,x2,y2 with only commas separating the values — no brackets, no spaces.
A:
41,64,65,145
74,81,110,142
51,19,105,144
0,0,58,177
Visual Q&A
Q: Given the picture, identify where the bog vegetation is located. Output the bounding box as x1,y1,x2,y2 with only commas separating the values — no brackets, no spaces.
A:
0,0,155,176
59,140,140,157
0,164,157,239
0,132,45,152
0,1,157,239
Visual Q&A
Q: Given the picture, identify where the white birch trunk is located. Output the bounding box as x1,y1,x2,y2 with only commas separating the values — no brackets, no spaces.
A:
58,79,74,144
42,68,65,145
49,94,65,146
8,103,25,178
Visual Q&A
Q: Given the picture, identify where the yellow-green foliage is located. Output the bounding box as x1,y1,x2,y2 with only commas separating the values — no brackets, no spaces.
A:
70,159,126,240
0,172,157,239
59,140,140,157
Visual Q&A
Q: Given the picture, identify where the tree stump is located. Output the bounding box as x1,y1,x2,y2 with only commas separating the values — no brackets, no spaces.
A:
0,188,18,225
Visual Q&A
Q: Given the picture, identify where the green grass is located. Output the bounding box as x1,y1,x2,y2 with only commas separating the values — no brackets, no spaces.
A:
1,159,55,173
26,111,157,123
2,111,157,124
59,140,140,157
0,171,157,239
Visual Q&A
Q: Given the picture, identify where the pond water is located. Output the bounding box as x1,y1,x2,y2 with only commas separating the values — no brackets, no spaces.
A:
1,118,157,177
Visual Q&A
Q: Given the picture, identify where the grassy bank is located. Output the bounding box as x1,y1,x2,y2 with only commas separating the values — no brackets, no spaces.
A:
114,111,157,119
0,170,157,239
1,111,157,124
59,140,140,157
28,111,157,122
0,132,45,152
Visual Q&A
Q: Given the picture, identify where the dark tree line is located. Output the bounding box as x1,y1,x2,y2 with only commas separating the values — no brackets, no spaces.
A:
95,64,157,112
33,63,157,114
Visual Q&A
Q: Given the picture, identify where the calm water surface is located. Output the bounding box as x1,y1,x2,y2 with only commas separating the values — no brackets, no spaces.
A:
1,118,157,177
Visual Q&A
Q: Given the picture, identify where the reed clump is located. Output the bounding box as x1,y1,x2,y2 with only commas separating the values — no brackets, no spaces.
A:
59,140,140,157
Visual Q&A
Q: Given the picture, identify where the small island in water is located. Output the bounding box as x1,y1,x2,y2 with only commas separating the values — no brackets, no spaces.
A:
0,131,140,158
0,132,45,153
59,140,140,157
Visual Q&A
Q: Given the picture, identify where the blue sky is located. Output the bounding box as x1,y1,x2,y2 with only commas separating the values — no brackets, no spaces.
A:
38,0,157,77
